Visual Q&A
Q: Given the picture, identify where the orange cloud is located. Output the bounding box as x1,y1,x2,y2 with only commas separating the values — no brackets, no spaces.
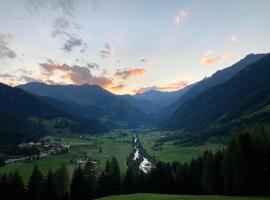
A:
201,51,234,65
115,68,146,80
39,59,113,88
159,81,188,92
109,84,126,93
133,81,188,94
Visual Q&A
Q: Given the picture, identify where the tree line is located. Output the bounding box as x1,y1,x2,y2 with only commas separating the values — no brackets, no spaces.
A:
0,131,270,200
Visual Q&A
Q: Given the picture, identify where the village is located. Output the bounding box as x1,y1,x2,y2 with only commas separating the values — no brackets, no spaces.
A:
4,137,70,164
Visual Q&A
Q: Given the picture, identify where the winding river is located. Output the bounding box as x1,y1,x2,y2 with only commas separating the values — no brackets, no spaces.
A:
132,134,152,173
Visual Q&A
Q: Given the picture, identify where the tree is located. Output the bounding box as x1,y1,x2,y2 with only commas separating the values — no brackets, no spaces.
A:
70,166,84,200
55,165,70,200
202,151,223,194
232,134,256,195
27,166,45,200
123,167,135,194
43,170,57,200
107,157,121,195
222,140,236,195
83,161,97,200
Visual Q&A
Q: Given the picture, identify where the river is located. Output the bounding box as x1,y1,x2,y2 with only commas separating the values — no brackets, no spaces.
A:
132,134,152,173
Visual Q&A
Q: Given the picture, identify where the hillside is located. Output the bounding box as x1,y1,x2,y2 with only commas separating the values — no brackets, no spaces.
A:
0,83,106,148
18,83,153,128
161,53,267,117
159,54,270,139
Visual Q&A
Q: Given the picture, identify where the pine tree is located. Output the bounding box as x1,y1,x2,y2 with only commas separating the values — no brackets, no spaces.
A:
222,140,236,195
202,151,223,194
27,165,45,200
107,157,121,195
55,165,70,200
96,171,109,197
233,133,256,195
123,167,135,194
83,161,97,200
70,166,84,200
43,170,57,200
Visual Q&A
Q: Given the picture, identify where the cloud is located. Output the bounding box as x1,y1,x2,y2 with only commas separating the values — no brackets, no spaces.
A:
23,0,86,16
115,69,146,80
132,86,159,94
110,84,126,92
229,35,239,45
0,73,13,78
62,35,83,52
39,59,113,87
99,43,115,58
87,62,100,69
0,33,16,61
51,17,87,53
133,81,188,94
175,9,188,24
201,51,234,65
140,58,146,63
159,81,188,92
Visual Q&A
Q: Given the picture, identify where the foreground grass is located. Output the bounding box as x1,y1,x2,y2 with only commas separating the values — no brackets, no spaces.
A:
96,193,269,200
139,132,224,163
0,133,132,183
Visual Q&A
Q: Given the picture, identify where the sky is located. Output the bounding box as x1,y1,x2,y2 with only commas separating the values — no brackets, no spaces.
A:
0,0,269,94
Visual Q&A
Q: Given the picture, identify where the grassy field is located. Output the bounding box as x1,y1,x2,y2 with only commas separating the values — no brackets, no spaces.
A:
0,131,225,183
0,133,132,183
96,193,269,200
139,132,224,163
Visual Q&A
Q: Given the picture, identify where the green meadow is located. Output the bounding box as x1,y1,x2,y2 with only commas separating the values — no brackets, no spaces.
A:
0,131,225,183
0,133,132,183
139,132,224,163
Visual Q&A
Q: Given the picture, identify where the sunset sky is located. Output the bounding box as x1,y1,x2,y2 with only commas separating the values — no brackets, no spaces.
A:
0,0,269,94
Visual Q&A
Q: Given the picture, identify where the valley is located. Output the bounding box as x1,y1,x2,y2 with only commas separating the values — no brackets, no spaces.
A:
0,130,220,183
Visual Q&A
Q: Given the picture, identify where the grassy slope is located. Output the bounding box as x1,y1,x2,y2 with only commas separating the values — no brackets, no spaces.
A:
139,132,224,163
0,133,132,183
96,193,269,200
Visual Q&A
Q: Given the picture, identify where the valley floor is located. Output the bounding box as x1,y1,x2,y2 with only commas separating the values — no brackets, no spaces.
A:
0,131,223,183
96,193,270,200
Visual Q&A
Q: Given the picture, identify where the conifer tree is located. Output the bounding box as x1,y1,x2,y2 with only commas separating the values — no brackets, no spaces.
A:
27,165,45,200
43,170,57,200
55,165,70,200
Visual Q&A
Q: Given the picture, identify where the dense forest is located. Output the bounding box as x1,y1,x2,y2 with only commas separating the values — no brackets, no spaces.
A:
1,130,269,200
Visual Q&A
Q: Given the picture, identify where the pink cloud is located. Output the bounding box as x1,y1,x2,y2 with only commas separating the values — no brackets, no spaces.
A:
175,9,188,24
115,68,146,80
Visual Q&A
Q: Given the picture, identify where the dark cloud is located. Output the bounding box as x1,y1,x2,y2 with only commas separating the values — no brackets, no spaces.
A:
54,17,70,30
140,58,146,63
24,0,86,16
40,59,113,87
99,43,115,58
0,73,13,78
62,35,83,52
87,62,100,69
51,17,87,53
0,33,16,61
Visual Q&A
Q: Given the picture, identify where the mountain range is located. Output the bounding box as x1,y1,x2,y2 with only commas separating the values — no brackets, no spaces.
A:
159,53,270,142
0,83,106,151
0,52,269,148
18,83,154,128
